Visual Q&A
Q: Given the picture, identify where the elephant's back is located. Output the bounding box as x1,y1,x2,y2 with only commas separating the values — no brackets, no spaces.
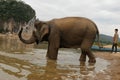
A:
52,17,93,24
52,17,97,32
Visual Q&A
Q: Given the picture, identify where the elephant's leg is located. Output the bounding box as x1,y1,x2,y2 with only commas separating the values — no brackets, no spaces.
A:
46,27,60,60
47,44,59,60
79,49,87,62
79,49,87,66
80,35,96,64
80,48,96,64
86,49,96,64
47,35,60,60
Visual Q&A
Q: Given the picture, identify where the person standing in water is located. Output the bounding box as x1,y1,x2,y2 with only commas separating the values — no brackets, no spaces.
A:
111,29,119,53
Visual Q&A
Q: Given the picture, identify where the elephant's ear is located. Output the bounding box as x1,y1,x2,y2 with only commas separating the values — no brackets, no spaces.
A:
40,24,49,41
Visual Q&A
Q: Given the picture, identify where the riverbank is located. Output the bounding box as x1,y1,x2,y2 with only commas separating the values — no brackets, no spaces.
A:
94,51,120,80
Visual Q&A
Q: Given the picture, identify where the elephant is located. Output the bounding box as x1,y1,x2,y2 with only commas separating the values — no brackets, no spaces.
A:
18,17,99,64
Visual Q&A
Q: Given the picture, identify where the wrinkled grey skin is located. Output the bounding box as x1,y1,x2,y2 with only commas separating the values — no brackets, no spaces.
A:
18,17,99,64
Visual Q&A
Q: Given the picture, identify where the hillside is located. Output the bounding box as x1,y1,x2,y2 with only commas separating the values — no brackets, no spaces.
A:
99,34,120,44
99,34,112,43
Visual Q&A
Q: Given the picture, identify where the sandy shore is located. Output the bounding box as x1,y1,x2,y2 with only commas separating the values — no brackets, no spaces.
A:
94,51,120,80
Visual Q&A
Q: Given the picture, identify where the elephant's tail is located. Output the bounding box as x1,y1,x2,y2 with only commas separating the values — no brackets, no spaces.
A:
96,27,102,48
96,30,100,47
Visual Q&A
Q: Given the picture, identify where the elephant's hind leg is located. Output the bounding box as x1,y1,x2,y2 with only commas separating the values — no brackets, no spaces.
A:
79,50,86,62
79,50,87,65
86,49,96,63
80,36,96,64
80,49,96,64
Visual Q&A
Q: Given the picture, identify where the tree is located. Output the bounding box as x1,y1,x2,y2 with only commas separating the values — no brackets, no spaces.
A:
0,0,35,22
0,0,36,33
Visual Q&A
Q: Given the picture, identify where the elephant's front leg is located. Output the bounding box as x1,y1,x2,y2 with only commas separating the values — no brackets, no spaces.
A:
46,28,60,60
47,44,59,60
46,36,60,60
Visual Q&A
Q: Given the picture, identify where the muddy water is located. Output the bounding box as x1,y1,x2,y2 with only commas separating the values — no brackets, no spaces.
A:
0,35,110,80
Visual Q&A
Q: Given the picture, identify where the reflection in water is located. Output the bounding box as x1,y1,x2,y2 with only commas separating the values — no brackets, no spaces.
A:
0,35,110,80
0,54,39,80
27,60,64,80
0,34,33,53
0,53,96,80
0,51,110,80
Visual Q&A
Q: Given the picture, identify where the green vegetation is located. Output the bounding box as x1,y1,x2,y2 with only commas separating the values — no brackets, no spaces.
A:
0,0,35,22
0,0,35,33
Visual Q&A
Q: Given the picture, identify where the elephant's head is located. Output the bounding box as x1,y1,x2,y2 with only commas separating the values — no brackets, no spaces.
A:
18,21,49,44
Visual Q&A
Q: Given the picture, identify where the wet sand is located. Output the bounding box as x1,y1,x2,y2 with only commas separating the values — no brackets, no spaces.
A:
95,52,120,80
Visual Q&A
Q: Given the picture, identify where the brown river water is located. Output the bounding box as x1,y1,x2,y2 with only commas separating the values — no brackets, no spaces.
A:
0,34,110,80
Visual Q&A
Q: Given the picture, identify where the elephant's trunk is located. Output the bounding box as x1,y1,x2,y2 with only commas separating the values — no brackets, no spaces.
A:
18,28,36,44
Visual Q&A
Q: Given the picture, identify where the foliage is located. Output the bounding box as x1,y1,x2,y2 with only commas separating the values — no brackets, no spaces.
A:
0,0,35,22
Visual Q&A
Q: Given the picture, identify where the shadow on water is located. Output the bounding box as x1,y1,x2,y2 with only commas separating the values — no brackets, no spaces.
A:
0,35,110,80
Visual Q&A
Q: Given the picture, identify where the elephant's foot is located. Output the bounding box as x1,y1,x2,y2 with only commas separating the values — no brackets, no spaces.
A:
46,52,58,60
46,57,57,60
49,57,57,60
79,53,86,62
46,57,57,61
88,58,96,64
47,55,57,60
86,50,96,64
